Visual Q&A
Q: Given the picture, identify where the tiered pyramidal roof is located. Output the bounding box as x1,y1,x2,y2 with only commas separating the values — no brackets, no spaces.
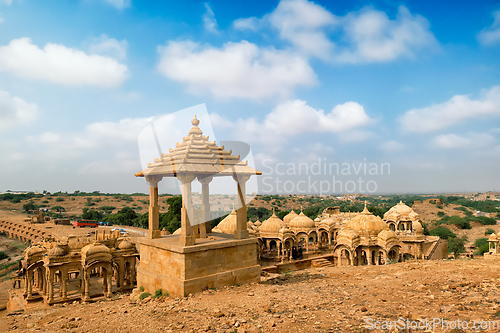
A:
135,116,261,178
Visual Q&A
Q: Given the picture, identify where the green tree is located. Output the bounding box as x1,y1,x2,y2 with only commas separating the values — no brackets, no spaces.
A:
448,236,468,254
22,201,36,212
51,206,65,212
429,226,456,240
81,208,104,221
474,238,489,255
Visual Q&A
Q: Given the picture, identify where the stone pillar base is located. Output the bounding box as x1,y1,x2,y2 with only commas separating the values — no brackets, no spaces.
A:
179,235,196,246
234,230,249,239
137,234,260,298
149,230,162,239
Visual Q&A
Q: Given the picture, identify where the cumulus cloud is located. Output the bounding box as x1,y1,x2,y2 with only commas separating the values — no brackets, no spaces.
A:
210,99,371,145
336,6,437,63
87,34,127,60
202,3,218,34
0,90,39,130
103,0,130,10
0,0,13,5
477,11,500,45
234,0,436,63
432,133,496,149
0,38,129,87
157,40,316,99
267,0,336,59
399,86,500,133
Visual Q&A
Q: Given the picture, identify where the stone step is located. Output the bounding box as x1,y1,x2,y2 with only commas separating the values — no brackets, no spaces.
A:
311,258,334,268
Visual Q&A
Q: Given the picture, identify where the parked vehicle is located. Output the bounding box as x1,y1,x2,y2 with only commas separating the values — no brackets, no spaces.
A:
73,220,99,228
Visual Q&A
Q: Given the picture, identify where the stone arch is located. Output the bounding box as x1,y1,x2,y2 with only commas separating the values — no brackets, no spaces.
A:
83,262,113,301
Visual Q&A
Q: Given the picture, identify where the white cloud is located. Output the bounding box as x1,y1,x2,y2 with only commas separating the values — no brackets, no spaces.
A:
335,6,437,63
40,132,61,144
37,116,154,151
103,0,130,10
233,1,436,63
477,11,500,45
0,38,129,87
210,99,371,146
157,40,316,99
233,17,259,31
0,90,39,130
87,34,127,60
379,140,404,152
267,0,336,59
202,3,218,34
0,0,13,5
160,1,436,99
433,133,496,149
399,86,500,133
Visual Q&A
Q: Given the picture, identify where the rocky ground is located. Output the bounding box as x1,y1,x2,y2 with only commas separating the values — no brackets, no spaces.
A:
3,258,500,332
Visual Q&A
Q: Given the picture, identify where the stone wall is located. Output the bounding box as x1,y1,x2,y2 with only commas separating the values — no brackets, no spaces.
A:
137,236,260,297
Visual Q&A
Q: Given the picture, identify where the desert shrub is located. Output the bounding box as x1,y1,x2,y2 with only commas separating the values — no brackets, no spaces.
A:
55,197,64,202
473,216,497,225
22,201,37,212
139,286,144,292
485,228,495,236
438,215,471,229
448,236,468,254
429,226,456,240
138,292,151,300
437,211,445,217
474,238,489,255
0,251,8,260
42,200,49,204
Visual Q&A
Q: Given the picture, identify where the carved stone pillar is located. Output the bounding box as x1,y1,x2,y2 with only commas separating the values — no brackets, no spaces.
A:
146,175,163,239
233,175,250,239
198,176,213,238
178,174,196,246
106,267,112,298
83,272,90,302
47,269,54,304
61,271,67,300
26,271,32,298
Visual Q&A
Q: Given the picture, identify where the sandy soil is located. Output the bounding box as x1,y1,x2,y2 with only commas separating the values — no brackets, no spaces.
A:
2,259,500,332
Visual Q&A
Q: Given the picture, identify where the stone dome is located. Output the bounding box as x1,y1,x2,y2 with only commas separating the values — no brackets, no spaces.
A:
118,239,134,250
259,212,286,235
412,220,424,234
213,209,237,234
289,211,315,229
283,209,298,225
377,228,398,242
319,217,336,226
385,201,414,219
173,228,182,235
254,219,262,227
25,245,45,256
82,243,110,256
489,233,497,241
345,206,387,237
337,228,360,241
48,245,66,256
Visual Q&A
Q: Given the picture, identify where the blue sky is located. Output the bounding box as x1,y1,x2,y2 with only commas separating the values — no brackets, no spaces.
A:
0,0,499,195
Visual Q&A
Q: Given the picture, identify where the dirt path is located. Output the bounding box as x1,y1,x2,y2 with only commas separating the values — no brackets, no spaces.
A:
2,258,500,332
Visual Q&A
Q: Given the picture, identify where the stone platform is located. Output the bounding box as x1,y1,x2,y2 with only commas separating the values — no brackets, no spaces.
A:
136,233,260,297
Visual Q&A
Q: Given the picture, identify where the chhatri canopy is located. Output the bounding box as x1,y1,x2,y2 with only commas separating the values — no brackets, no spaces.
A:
135,116,261,179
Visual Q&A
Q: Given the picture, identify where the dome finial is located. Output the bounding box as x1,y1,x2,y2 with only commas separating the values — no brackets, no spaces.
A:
192,115,200,126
